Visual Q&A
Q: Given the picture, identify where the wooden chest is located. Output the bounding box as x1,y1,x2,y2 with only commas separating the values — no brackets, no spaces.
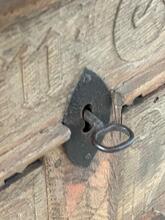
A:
0,0,165,219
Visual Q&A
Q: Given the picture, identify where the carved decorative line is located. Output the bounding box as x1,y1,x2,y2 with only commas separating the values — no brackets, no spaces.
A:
17,29,62,107
113,0,165,62
20,56,26,106
59,34,63,89
112,0,126,62
46,31,63,97
36,28,52,52
132,0,154,28
59,33,63,90
46,45,51,91
0,26,63,108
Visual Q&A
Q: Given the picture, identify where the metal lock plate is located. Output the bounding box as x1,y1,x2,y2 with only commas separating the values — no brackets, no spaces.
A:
63,68,112,167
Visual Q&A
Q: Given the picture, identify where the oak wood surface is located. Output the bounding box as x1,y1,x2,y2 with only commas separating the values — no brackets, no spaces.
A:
1,84,165,220
139,209,165,220
117,87,165,220
0,165,48,220
0,0,164,172
0,122,70,185
0,0,164,219
0,0,74,32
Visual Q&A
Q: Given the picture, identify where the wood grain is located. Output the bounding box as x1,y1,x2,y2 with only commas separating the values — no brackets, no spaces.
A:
0,121,70,185
117,87,165,220
0,165,48,220
44,92,123,220
0,0,164,219
0,0,164,170
113,0,165,62
0,0,75,32
139,209,165,220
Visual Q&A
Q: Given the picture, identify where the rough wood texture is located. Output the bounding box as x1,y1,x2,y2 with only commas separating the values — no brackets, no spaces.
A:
44,92,123,220
139,209,165,220
0,0,164,219
1,88,165,220
117,87,165,220
0,166,48,220
0,0,74,32
0,1,164,154
0,122,70,184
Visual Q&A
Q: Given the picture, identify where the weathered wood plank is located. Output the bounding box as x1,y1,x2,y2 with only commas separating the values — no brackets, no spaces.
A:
117,87,165,220
0,166,48,220
0,93,122,220
0,0,164,149
0,0,75,32
0,0,164,219
0,122,70,184
44,92,123,220
1,86,165,220
139,209,165,220
0,0,164,178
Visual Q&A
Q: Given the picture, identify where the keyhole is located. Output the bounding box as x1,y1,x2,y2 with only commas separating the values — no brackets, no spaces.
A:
82,104,93,133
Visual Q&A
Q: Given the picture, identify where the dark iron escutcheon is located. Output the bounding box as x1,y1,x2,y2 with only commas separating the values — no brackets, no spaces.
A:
63,68,112,167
